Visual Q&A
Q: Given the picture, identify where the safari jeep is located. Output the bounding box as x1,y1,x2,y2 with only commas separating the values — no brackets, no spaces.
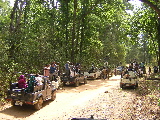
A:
120,71,138,89
84,68,101,80
5,78,56,110
61,71,87,87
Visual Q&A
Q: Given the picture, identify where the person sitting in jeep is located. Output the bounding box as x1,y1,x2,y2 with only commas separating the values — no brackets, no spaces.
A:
122,66,136,79
75,63,81,74
18,75,27,89
88,64,95,73
26,75,37,93
35,74,43,86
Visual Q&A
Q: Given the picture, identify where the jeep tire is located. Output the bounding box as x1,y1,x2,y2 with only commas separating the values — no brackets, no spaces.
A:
51,91,56,101
75,80,79,87
34,97,43,110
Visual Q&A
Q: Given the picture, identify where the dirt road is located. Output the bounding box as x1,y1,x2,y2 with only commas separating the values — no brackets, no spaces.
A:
0,75,137,120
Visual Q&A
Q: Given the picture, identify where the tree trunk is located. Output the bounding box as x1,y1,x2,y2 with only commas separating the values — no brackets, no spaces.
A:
71,0,77,63
157,18,160,69
9,0,27,60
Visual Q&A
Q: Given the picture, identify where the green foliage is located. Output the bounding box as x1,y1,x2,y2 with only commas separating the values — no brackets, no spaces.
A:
0,0,153,102
126,4,158,64
0,0,131,69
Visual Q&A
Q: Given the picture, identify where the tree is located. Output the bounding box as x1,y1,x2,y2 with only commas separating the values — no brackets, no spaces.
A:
139,0,160,66
127,5,158,64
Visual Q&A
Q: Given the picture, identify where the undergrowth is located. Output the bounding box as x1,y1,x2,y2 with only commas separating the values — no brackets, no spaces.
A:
130,79,160,119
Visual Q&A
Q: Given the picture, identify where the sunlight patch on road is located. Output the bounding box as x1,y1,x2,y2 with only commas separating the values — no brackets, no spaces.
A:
110,75,121,80
88,85,97,87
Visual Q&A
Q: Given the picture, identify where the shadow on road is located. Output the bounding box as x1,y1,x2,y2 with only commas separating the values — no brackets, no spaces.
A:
0,105,36,118
57,78,112,94
0,100,53,118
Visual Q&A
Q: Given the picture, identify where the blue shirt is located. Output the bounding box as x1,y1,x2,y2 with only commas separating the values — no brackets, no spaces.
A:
65,63,70,70
50,66,56,74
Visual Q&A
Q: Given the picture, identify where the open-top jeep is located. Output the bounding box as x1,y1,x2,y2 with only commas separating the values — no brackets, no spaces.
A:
120,71,138,89
5,76,56,110
61,71,87,87
84,68,101,80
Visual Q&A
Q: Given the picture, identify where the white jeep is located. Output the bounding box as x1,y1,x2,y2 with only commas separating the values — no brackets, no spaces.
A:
120,71,138,89
84,68,101,80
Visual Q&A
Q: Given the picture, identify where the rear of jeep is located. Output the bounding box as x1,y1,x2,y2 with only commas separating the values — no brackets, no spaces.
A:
120,78,138,89
5,80,56,110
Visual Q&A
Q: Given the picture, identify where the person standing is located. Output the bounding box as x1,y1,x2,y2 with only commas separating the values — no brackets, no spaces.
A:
101,67,107,80
70,62,75,77
44,64,50,77
64,61,70,77
56,62,60,76
49,63,57,81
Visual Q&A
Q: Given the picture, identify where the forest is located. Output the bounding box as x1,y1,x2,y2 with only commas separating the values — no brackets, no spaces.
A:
0,0,160,101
